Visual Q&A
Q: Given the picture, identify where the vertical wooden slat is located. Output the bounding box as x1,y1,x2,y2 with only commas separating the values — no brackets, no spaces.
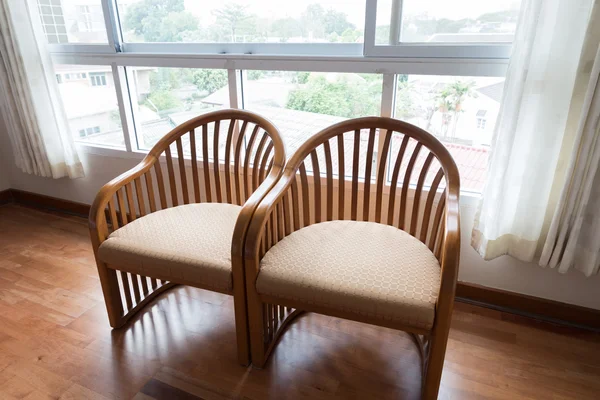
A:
259,143,274,183
266,304,274,343
153,164,168,210
108,198,119,230
277,200,285,241
421,169,445,244
430,190,447,251
116,188,128,226
202,124,212,202
243,125,260,202
337,134,345,220
375,130,393,223
387,135,410,226
130,273,142,304
151,278,159,289
310,150,322,223
291,177,301,230
323,140,334,221
222,120,235,204
252,133,269,192
175,137,189,205
435,208,447,261
283,192,292,235
362,128,376,221
399,142,422,230
165,147,179,207
351,129,360,221
234,121,249,204
134,178,147,217
299,163,310,226
410,152,435,236
140,275,149,296
213,121,222,203
190,129,201,203
144,172,157,213
124,183,136,222
120,271,133,310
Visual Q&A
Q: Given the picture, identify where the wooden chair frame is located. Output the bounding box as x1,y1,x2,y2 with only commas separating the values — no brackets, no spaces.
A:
244,117,460,399
89,109,285,366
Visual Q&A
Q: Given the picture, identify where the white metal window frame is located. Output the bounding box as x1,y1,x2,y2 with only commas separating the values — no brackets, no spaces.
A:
363,0,514,59
38,0,511,195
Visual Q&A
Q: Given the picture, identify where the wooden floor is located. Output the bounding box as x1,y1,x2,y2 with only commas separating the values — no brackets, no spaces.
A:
0,204,599,400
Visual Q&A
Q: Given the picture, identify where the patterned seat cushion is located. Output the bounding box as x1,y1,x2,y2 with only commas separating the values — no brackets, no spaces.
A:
256,220,441,330
98,203,241,292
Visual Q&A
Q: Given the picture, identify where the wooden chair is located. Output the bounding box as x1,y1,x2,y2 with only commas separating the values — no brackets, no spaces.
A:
89,109,285,366
244,117,460,398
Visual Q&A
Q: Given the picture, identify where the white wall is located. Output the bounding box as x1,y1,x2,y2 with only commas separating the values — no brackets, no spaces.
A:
1,117,599,310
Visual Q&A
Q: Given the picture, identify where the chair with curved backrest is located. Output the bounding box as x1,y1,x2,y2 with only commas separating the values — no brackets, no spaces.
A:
244,117,460,398
89,109,285,366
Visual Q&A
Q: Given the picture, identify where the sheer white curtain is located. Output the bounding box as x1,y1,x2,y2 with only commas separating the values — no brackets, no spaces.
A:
0,0,83,179
472,0,593,262
540,42,600,277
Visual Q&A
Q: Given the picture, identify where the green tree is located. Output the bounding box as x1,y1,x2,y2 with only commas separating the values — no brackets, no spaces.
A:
146,89,181,112
269,17,302,41
323,9,355,35
395,81,415,119
212,3,252,42
122,0,199,42
192,69,227,94
286,74,381,118
437,80,477,138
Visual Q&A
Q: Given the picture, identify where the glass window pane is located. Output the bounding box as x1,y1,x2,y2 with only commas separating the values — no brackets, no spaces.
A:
36,0,107,43
241,70,382,158
394,74,504,192
130,67,229,150
55,64,124,148
117,0,365,43
376,0,521,44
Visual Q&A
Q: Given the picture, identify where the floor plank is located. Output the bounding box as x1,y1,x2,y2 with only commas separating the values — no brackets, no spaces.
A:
0,204,599,399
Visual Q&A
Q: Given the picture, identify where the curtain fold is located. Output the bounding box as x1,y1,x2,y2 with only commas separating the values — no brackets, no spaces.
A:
471,0,593,262
0,0,83,179
540,43,600,276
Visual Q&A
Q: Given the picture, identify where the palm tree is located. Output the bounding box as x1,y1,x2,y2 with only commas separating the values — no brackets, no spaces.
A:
445,80,477,140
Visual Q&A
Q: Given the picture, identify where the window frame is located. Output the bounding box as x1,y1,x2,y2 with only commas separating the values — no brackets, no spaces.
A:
39,0,512,194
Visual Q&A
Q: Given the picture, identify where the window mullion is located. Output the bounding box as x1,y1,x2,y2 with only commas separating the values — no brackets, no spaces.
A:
378,73,397,185
228,69,241,110
101,0,122,52
389,0,403,45
111,64,135,152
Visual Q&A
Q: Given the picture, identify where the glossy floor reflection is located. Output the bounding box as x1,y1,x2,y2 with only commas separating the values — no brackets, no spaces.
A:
0,204,599,399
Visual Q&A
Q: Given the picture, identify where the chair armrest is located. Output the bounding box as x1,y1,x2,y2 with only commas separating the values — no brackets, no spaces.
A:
231,162,284,271
88,155,157,252
436,188,461,314
242,168,298,275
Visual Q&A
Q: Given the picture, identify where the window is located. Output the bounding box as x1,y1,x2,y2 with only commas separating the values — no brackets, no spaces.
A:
55,64,124,148
131,67,229,150
242,70,382,156
117,0,366,44
36,0,107,44
476,110,487,130
37,0,519,193
90,73,107,86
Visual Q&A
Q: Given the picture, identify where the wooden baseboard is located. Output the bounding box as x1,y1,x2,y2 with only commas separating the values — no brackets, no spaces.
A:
0,189,13,205
7,189,90,218
456,282,600,331
3,189,599,331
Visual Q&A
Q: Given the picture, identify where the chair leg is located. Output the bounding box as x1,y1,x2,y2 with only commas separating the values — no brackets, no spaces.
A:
246,291,267,368
422,325,450,400
95,262,125,328
233,291,251,366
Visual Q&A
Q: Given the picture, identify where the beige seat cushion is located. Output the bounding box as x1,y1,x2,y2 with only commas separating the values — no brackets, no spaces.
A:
98,203,241,292
256,220,441,330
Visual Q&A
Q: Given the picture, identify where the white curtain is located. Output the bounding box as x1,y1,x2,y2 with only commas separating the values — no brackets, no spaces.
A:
540,43,600,276
0,0,83,179
472,0,593,262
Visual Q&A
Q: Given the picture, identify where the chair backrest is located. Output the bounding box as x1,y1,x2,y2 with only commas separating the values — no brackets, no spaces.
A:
263,117,460,259
145,108,285,209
